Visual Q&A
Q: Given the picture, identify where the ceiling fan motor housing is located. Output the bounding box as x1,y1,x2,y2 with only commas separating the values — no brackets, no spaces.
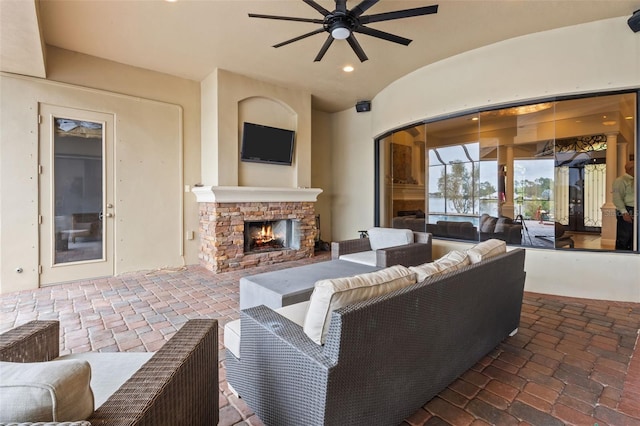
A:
325,12,357,39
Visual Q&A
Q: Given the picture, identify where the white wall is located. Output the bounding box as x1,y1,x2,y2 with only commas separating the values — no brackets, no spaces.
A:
46,46,202,268
371,17,639,137
329,17,640,302
201,69,312,188
0,47,201,294
330,108,375,240
311,110,334,242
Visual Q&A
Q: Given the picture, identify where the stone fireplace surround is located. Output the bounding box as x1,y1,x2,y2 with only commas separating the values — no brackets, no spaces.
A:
193,186,322,273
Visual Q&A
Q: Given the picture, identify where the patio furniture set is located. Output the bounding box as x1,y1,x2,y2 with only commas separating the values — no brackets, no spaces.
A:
1,227,526,426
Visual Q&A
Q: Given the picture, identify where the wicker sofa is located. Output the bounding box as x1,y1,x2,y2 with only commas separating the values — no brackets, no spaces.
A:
226,246,526,426
0,319,218,426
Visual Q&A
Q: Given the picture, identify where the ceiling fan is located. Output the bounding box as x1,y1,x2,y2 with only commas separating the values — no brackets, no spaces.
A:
249,0,439,62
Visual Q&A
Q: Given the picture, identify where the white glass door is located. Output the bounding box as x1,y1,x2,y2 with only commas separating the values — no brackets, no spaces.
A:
39,104,114,285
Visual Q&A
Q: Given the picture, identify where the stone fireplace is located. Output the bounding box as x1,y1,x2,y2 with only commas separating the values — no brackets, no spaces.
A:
193,186,322,273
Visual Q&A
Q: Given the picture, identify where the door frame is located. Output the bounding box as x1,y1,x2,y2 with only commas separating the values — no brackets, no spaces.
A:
38,103,115,286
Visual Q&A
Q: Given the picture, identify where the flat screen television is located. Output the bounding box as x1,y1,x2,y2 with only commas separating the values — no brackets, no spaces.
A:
240,122,295,166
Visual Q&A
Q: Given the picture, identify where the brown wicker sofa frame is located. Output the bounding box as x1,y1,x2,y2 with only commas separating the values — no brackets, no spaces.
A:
330,230,433,267
0,319,218,426
226,249,526,426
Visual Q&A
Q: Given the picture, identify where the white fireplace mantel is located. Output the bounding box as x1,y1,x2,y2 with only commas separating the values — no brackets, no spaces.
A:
192,186,323,203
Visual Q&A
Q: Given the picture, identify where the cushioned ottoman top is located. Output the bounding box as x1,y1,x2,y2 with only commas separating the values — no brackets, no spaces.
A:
239,260,381,310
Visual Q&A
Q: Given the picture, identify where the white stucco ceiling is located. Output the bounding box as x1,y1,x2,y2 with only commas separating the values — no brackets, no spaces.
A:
2,0,639,112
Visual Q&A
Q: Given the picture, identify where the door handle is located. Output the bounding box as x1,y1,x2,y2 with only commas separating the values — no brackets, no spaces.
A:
105,212,113,218
99,212,114,220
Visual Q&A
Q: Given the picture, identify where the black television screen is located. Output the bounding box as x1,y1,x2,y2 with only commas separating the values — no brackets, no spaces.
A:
240,122,295,165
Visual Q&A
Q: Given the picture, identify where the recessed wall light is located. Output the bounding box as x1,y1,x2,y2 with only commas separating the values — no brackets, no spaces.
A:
343,65,354,72
471,117,479,121
625,116,634,120
602,120,617,126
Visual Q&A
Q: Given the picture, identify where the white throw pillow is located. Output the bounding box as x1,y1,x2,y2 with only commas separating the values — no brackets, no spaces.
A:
303,265,417,344
367,227,414,250
467,239,507,264
0,359,94,423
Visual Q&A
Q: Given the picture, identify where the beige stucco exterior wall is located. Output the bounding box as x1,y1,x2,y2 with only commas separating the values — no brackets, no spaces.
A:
46,46,202,266
330,108,375,240
0,47,201,294
371,17,639,137
200,69,312,188
311,110,333,243
329,17,640,302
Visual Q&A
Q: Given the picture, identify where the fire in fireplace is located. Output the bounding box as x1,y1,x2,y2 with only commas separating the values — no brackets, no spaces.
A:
244,219,298,253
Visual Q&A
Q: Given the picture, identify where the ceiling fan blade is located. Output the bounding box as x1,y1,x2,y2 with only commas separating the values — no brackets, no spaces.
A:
249,13,324,24
274,28,326,48
335,0,347,14
347,34,369,62
351,0,379,17
314,35,335,62
360,5,438,24
354,26,412,45
302,0,331,16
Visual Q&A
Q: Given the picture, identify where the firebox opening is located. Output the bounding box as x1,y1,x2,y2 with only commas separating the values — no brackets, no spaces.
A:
244,219,299,253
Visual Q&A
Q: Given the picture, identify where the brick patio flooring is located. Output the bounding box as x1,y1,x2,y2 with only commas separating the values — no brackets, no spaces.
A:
1,252,639,426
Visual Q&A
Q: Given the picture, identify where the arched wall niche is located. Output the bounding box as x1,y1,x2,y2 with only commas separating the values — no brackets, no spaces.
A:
238,95,298,187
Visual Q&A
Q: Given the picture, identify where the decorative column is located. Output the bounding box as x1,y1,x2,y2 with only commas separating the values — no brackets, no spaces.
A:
600,133,618,249
618,141,629,176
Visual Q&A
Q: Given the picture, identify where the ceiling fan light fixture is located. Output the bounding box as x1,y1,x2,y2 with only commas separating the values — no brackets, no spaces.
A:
331,24,351,40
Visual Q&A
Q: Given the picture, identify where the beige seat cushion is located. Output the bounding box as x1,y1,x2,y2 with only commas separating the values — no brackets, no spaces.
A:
409,250,470,282
467,239,507,264
0,359,94,423
338,250,376,266
58,352,153,408
304,265,417,344
225,301,310,359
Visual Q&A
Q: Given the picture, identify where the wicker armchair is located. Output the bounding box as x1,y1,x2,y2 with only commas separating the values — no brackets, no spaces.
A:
331,230,432,267
0,319,218,426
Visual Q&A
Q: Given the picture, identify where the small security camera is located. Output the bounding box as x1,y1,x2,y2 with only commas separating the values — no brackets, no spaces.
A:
355,100,371,113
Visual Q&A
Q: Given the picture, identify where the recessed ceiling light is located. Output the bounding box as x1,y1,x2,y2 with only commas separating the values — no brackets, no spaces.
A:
471,117,479,121
602,120,617,126
625,116,634,120
165,0,177,3
343,65,354,72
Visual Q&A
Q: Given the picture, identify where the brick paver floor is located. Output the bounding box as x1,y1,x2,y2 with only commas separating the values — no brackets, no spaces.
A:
1,252,639,426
